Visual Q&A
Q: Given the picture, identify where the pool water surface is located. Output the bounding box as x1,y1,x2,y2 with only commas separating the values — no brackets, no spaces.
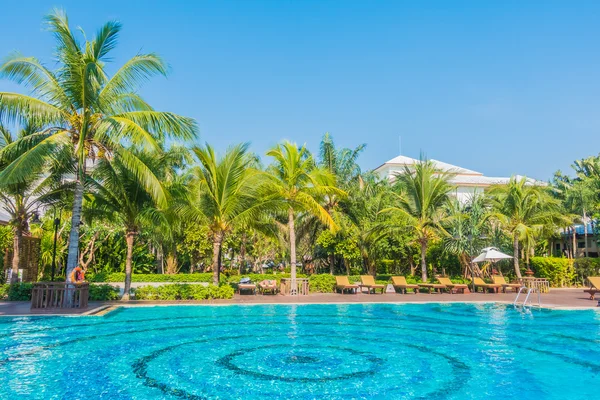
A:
0,303,598,399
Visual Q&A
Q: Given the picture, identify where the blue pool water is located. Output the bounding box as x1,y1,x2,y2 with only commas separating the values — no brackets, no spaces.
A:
0,303,599,399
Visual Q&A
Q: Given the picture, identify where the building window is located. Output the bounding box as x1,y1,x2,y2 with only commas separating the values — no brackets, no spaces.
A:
578,242,586,249
555,243,561,250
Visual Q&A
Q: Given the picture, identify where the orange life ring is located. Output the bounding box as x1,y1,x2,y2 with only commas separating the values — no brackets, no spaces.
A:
70,267,85,283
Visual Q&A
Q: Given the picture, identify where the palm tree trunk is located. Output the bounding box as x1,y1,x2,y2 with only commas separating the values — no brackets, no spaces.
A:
66,173,84,283
329,254,335,275
583,210,589,258
9,227,22,284
420,241,427,282
288,208,297,294
122,231,137,300
513,235,522,279
211,231,223,286
572,227,577,259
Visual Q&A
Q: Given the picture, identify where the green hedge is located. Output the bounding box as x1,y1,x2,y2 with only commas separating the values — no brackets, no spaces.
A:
89,284,120,301
530,257,575,287
88,272,218,283
134,284,234,300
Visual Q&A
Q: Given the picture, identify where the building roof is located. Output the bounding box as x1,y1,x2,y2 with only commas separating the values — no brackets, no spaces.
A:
374,155,482,175
374,155,544,187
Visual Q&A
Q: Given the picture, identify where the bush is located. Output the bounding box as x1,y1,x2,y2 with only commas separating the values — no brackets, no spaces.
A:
530,257,575,287
89,284,120,301
573,258,600,283
88,272,219,283
309,274,337,293
133,284,234,300
0,284,9,299
7,283,33,301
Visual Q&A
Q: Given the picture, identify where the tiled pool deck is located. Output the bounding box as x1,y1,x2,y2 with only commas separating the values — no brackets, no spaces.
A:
0,288,597,316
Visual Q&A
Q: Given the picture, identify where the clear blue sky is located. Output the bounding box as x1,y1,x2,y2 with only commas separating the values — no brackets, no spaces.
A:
2,1,599,180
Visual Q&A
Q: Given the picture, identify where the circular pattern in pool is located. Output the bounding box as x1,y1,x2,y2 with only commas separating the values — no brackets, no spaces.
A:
0,303,599,399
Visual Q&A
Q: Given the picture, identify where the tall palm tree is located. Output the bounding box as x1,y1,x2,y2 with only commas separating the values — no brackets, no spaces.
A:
183,143,263,285
383,160,454,282
86,149,166,299
0,124,67,283
0,10,197,284
489,177,565,278
263,141,343,292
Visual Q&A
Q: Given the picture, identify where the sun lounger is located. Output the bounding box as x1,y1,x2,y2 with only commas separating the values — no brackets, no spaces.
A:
436,277,469,294
584,276,600,300
418,282,447,294
472,277,501,293
259,279,278,295
491,275,522,293
360,275,386,294
237,283,256,295
335,276,359,294
391,276,419,294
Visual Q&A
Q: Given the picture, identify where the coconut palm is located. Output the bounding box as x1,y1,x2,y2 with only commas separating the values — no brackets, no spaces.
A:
489,177,566,278
86,149,168,299
0,10,197,284
182,143,264,285
263,141,343,292
0,123,68,283
383,160,454,282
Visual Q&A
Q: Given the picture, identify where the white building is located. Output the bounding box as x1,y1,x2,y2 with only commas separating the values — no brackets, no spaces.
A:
373,155,541,203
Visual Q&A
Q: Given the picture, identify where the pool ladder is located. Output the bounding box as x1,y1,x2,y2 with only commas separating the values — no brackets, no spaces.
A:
513,286,541,308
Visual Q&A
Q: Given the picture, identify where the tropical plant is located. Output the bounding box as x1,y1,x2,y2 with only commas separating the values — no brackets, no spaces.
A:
86,147,171,299
263,141,343,292
443,194,490,278
182,143,263,285
0,10,197,284
383,160,454,281
0,123,69,283
489,177,567,278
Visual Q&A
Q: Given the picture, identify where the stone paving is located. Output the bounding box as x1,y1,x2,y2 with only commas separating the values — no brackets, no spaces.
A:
0,288,597,317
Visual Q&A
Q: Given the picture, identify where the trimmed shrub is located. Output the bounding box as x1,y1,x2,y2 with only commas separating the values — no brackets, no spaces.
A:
88,272,218,283
89,284,120,301
573,258,600,283
530,257,575,287
7,283,33,301
309,274,337,293
0,284,9,300
133,284,234,300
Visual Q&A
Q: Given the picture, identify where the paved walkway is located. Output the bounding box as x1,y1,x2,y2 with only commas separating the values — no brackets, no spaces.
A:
0,288,597,317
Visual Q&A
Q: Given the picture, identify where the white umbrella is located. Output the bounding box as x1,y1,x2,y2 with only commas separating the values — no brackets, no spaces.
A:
472,247,513,263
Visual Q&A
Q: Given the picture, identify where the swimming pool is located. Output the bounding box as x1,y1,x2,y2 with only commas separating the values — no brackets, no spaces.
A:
0,303,598,399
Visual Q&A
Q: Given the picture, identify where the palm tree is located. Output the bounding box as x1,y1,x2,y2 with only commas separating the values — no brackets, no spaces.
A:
443,195,490,278
383,160,453,282
86,149,166,299
0,124,67,283
183,143,263,285
263,141,343,292
341,174,393,275
489,177,565,278
0,10,197,284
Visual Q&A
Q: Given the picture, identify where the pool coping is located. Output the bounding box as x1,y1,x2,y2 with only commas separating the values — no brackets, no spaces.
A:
2,300,597,318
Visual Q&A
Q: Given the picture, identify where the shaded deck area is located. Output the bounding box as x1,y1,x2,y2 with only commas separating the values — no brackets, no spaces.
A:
0,288,597,317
